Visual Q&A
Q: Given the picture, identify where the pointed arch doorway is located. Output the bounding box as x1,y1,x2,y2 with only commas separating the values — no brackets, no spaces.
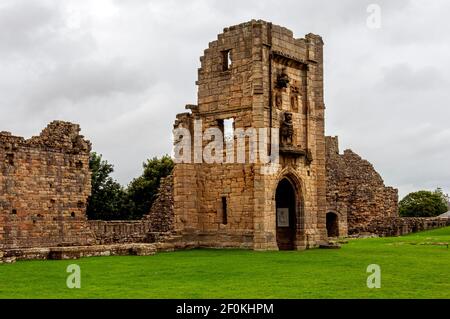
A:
275,178,297,250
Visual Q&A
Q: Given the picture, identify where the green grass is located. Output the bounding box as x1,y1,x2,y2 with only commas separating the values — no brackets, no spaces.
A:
1,227,450,299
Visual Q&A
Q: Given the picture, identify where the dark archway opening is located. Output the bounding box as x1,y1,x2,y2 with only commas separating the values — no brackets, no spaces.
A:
275,178,297,250
326,212,339,237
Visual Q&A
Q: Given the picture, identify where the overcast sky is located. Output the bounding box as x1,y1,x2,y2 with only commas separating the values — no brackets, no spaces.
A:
0,0,449,198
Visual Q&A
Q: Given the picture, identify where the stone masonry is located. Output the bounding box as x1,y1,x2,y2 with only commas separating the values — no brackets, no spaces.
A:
173,20,327,250
143,175,174,233
325,136,398,236
362,216,450,237
0,121,95,249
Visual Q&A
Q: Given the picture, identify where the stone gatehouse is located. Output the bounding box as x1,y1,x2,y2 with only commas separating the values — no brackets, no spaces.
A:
4,20,447,259
172,20,327,250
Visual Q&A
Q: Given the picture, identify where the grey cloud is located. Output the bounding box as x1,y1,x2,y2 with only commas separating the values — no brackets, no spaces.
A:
378,1,450,46
377,64,444,91
0,1,58,52
29,58,154,105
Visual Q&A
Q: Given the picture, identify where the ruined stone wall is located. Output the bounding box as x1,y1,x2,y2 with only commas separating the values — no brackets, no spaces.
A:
0,121,95,249
362,217,450,237
88,220,151,244
89,175,175,244
173,20,327,250
143,175,174,232
325,136,398,236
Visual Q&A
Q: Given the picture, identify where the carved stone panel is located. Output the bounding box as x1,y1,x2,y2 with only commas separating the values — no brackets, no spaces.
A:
280,112,294,147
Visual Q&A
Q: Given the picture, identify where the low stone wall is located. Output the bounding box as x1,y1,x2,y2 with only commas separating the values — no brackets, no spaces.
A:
1,243,157,263
88,220,151,244
176,230,254,250
354,217,450,237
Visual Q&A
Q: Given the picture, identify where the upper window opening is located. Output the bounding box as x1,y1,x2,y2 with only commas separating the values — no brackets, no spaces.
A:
222,50,231,71
223,118,234,143
217,118,235,144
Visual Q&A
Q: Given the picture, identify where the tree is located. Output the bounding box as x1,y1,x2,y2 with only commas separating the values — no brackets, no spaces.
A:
127,155,174,219
86,152,133,220
435,187,450,208
399,188,449,217
86,153,174,220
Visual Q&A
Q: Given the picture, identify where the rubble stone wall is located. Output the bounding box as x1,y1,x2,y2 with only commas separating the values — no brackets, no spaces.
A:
88,220,151,244
325,136,399,236
143,175,174,232
0,121,95,249
362,217,450,237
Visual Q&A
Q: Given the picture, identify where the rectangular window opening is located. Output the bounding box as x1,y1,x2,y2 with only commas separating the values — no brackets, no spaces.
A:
222,50,231,71
221,196,228,225
223,118,234,143
217,118,234,144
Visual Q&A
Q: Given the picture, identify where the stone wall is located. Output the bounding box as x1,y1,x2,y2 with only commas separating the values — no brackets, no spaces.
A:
325,136,398,236
88,220,151,244
0,121,95,249
2,243,157,262
360,217,450,237
143,175,174,232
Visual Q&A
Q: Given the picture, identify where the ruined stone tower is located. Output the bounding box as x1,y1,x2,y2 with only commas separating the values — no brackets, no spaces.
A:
0,121,95,249
172,20,327,250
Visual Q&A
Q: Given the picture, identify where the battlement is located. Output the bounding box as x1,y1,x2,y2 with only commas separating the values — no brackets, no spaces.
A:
0,121,91,155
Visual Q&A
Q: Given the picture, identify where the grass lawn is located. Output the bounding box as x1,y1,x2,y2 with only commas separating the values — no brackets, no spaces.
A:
1,227,450,299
